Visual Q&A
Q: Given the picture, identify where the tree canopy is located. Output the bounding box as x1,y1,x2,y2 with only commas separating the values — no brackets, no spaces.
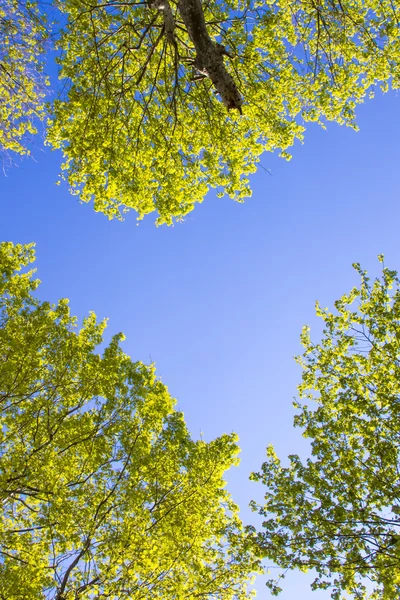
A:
251,258,400,599
0,0,399,222
0,241,260,599
0,0,48,158
48,0,400,223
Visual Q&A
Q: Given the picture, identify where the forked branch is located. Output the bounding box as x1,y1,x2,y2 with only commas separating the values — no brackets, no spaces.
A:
149,0,243,112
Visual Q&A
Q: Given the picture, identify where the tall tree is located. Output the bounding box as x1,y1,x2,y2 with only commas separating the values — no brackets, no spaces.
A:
0,241,260,599
250,258,400,599
1,0,399,222
0,0,48,159
47,0,400,223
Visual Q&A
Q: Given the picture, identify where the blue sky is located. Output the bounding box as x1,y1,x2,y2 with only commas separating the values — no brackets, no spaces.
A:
1,88,400,597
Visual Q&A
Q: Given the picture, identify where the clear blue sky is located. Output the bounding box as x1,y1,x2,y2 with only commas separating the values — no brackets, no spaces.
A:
1,89,400,598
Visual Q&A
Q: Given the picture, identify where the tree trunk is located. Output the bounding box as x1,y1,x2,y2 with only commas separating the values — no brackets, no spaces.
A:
149,0,243,113
178,0,242,113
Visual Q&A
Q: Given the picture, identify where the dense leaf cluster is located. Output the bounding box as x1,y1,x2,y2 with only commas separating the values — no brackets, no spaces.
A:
252,260,400,599
0,0,47,158
0,242,260,599
49,0,400,222
0,0,399,221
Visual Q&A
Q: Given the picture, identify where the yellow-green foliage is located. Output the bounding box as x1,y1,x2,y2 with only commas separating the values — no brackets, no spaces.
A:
0,0,47,156
47,0,400,223
252,259,400,599
0,242,260,599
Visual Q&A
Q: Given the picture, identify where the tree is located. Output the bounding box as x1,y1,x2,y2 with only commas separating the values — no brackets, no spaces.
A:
46,0,400,223
0,241,260,599
250,258,400,599
0,0,48,159
1,0,399,222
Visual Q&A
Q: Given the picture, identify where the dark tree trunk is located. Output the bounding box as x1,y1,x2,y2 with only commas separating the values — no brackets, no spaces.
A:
178,0,242,113
149,0,243,113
